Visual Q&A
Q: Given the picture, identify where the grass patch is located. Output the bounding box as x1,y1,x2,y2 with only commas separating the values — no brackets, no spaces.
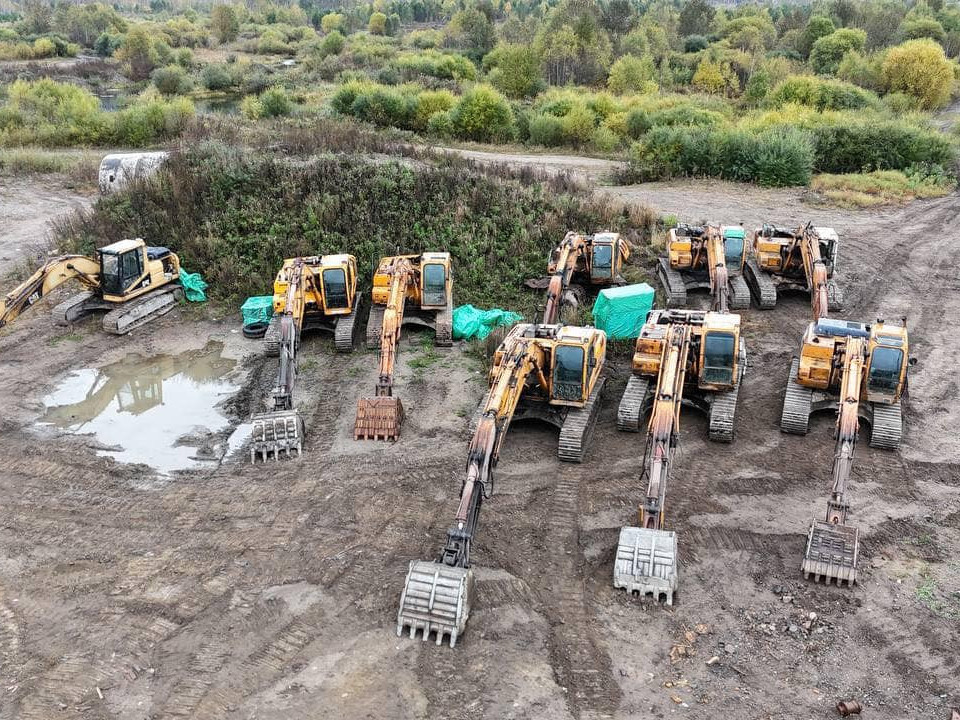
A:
0,148,100,184
47,331,84,346
810,169,955,208
914,569,960,620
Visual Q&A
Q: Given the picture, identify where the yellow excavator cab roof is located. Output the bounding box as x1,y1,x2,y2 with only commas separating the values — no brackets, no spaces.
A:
592,232,620,245
421,251,450,262
813,227,839,242
703,311,741,331
556,325,603,343
100,238,145,254
319,253,354,266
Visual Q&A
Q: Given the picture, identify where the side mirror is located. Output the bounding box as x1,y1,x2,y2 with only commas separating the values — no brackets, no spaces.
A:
908,357,918,367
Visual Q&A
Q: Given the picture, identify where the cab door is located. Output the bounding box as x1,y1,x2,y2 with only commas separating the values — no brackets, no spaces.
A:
421,261,448,308
723,229,745,270
590,242,614,282
551,343,585,402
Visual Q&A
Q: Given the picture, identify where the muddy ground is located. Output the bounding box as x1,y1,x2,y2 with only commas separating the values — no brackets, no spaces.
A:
0,172,957,720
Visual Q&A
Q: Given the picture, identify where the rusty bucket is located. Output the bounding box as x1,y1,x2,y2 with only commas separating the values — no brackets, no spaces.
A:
355,396,404,441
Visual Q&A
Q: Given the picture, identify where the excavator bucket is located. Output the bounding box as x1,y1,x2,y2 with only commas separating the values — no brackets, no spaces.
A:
802,521,859,586
396,560,473,648
354,396,404,441
250,410,304,462
613,526,679,604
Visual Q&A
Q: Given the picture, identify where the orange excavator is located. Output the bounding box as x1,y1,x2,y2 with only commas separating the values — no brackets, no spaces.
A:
396,322,606,646
658,223,750,311
354,252,452,441
613,308,746,602
745,222,843,312
538,231,630,324
785,317,912,585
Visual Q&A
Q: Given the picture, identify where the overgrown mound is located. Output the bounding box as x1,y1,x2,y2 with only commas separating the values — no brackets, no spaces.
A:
55,144,655,308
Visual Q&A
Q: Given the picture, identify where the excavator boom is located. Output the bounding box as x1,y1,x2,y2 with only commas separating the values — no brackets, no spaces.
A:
355,257,414,440
614,323,689,604
802,337,866,585
0,255,101,329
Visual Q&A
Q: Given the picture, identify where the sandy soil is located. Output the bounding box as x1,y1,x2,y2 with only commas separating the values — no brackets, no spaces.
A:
0,172,957,720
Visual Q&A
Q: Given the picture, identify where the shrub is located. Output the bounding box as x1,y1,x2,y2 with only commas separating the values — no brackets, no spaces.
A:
809,28,866,75
591,125,620,152
175,48,194,68
240,67,272,95
767,76,879,111
331,80,371,114
881,39,953,110
211,4,239,43
449,84,514,142
810,120,955,173
368,12,387,35
561,104,597,145
320,29,345,56
202,63,236,91
683,34,708,52
152,64,193,95
897,17,946,43
258,29,292,54
882,92,919,114
426,110,453,137
626,108,650,139
607,54,657,94
836,50,883,91
528,112,564,146
33,37,57,58
629,125,814,187
350,86,412,127
116,26,162,80
259,86,293,117
414,89,455,131
744,69,771,105
409,29,442,49
240,95,263,119
691,59,729,94
0,79,107,146
320,12,344,34
112,94,195,146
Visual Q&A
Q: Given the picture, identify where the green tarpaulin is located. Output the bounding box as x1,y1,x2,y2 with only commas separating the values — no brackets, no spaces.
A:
591,283,655,339
453,304,521,340
241,295,274,325
179,270,208,302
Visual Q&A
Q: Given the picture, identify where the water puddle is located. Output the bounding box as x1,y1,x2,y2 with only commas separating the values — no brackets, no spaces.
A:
39,342,240,474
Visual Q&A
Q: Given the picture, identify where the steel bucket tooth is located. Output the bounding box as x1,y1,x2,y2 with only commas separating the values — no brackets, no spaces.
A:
613,526,678,605
250,410,304,462
802,521,859,586
354,396,404,441
396,561,473,648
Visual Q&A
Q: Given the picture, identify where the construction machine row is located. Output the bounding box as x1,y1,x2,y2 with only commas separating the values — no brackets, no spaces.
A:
1,221,915,651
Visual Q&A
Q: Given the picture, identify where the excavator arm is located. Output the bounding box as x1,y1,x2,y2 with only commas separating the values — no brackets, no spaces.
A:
542,232,586,324
802,336,866,585
0,255,100,329
614,323,690,604
397,333,546,646
798,223,831,321
354,257,415,440
704,226,731,314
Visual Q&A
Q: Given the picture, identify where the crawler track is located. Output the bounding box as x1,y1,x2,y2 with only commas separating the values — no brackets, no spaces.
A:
780,358,812,434
656,257,687,307
744,257,777,309
557,377,604,463
617,375,649,432
870,401,903,449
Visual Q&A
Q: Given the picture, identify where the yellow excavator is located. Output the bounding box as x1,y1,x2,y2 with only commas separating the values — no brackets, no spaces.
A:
250,254,360,461
617,308,745,442
0,238,182,334
537,231,630,324
396,322,607,646
354,252,453,441
613,308,746,602
745,222,843,312
658,224,750,311
784,316,911,585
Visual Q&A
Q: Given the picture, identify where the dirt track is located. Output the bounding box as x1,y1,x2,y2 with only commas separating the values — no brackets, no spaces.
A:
0,171,958,720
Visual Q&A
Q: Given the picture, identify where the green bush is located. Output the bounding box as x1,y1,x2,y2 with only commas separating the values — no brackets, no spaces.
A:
810,120,955,173
151,64,193,95
767,76,879,111
414,89,455,131
54,146,651,308
809,28,866,75
449,84,514,142
561,104,596,145
111,93,195,146
259,86,293,118
350,86,412,128
591,125,620,152
240,95,263,119
607,54,656,94
202,63,236,91
528,112,564,146
0,79,106,146
629,125,814,187
426,110,453,137
881,38,954,110
241,67,272,95
320,30,345,56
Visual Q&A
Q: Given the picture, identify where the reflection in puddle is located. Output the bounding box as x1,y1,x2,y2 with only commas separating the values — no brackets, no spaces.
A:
41,342,239,474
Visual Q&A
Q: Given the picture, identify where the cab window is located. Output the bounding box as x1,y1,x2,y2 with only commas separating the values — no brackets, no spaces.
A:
101,252,121,294
321,268,348,309
724,234,744,266
422,263,447,306
591,244,613,279
703,332,735,385
867,347,903,393
552,345,584,401
121,250,142,287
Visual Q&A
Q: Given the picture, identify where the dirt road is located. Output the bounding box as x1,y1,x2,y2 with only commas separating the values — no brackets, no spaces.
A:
0,173,957,720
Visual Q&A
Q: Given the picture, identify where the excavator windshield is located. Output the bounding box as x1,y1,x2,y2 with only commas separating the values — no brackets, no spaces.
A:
552,344,585,401
321,268,349,309
100,250,140,295
723,229,744,267
591,244,613,280
702,332,736,385
867,346,903,393
422,263,447,306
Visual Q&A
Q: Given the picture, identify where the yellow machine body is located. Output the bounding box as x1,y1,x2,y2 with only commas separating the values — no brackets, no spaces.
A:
371,252,452,311
272,253,359,319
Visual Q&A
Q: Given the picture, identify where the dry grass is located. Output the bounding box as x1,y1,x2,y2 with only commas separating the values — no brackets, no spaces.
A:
0,148,101,185
810,170,954,208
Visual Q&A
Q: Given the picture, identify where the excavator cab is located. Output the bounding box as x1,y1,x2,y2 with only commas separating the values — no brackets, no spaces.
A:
813,226,840,274
864,321,909,404
721,226,746,271
697,313,743,391
419,252,451,309
589,232,624,282
317,254,357,313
